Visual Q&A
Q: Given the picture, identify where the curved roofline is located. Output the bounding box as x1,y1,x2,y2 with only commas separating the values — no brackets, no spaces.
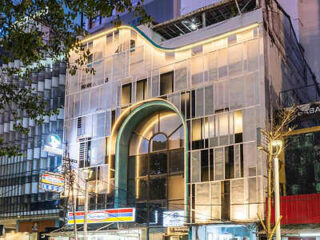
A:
81,23,259,52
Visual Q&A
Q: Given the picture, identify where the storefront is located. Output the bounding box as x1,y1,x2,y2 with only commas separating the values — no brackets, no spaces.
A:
49,229,144,240
193,224,257,240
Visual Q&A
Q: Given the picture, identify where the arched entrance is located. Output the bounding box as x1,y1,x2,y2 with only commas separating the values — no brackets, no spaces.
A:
114,99,189,221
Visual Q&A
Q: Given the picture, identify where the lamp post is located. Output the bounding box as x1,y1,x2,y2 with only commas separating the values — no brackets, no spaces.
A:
271,139,283,240
82,168,93,240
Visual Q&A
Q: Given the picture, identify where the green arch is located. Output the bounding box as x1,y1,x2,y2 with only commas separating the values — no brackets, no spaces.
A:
114,100,189,217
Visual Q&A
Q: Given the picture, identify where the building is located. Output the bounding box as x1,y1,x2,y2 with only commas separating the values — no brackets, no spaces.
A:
278,0,320,84
56,0,316,239
0,61,66,239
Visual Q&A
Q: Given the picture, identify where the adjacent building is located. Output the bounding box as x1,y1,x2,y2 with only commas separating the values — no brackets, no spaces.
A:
0,61,65,239
57,0,316,240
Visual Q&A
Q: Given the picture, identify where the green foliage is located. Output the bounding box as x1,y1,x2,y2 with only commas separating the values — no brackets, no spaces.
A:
0,0,152,156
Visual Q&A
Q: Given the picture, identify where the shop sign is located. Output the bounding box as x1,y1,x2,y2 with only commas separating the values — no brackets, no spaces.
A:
163,211,185,227
39,172,64,193
67,208,135,224
39,183,64,193
41,172,64,187
43,134,63,155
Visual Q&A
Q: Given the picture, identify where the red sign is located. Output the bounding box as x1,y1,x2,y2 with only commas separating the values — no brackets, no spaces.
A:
267,193,320,225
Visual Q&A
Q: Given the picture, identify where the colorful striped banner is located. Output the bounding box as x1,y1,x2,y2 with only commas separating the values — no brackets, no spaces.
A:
41,173,64,187
67,208,135,224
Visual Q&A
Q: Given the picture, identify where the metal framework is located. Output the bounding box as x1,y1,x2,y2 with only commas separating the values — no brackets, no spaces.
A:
152,0,256,40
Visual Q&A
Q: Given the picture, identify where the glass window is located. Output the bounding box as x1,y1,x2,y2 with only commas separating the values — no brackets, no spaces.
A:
215,147,224,180
150,134,167,152
149,178,166,200
149,152,167,175
121,83,131,106
191,151,201,182
160,71,173,95
138,179,147,200
169,149,184,173
136,79,147,101
137,154,148,177
225,146,234,179
201,150,209,182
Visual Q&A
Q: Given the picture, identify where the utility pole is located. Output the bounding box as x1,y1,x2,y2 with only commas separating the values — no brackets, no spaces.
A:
83,168,92,240
84,177,88,240
64,150,78,240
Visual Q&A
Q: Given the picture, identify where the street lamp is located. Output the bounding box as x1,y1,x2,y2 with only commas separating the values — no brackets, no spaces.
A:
82,168,93,240
271,139,283,240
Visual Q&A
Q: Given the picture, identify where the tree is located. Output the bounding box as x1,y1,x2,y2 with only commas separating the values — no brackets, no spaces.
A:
257,106,297,240
0,0,152,156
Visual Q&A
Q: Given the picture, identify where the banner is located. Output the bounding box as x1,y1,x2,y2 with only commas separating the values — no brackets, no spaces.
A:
67,208,135,224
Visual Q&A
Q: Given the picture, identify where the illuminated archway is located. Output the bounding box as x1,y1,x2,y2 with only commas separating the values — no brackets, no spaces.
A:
114,99,189,217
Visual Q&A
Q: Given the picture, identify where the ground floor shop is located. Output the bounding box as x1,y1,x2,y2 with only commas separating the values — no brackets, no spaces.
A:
48,224,257,240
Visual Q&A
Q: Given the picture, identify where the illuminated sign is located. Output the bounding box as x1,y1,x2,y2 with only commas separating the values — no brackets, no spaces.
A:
48,134,61,148
41,172,64,187
39,183,64,193
67,208,136,224
163,211,184,227
43,134,63,155
39,172,64,193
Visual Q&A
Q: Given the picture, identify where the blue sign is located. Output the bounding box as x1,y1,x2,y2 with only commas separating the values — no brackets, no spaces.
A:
40,183,64,193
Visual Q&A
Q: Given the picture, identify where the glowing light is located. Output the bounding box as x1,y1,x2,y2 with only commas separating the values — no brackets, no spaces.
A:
48,134,61,148
300,233,320,237
190,23,197,30
271,139,283,147
80,23,260,53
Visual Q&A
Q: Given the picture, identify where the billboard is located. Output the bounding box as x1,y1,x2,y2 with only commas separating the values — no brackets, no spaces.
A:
285,130,320,195
67,208,135,224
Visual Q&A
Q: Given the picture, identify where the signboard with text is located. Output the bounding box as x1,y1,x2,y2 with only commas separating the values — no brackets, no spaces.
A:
39,172,64,193
163,211,185,227
67,208,135,224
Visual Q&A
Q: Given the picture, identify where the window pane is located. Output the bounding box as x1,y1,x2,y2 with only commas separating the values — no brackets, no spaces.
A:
136,79,147,102
150,134,167,152
138,178,147,200
191,151,201,182
149,152,167,175
137,154,148,177
149,178,166,200
160,71,173,95
90,138,106,166
215,148,224,180
121,83,131,105
169,149,184,173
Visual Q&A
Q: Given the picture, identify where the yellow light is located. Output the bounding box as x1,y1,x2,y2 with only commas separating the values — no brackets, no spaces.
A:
107,98,180,193
80,23,260,53
107,98,188,217
271,139,283,147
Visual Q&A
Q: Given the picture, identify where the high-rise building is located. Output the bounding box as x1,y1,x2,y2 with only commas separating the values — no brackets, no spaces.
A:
278,0,320,83
0,61,65,239
57,0,316,239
